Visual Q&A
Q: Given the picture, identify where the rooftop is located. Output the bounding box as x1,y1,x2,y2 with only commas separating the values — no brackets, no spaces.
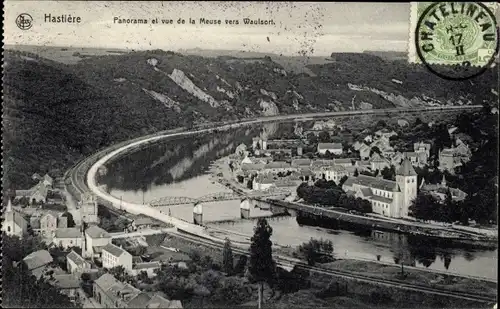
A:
146,294,183,308
240,163,265,171
23,250,53,270
265,161,291,169
54,227,81,239
291,159,312,167
52,274,80,289
66,250,88,268
133,216,155,226
318,142,343,150
133,261,161,270
85,225,111,239
344,175,398,192
102,243,129,258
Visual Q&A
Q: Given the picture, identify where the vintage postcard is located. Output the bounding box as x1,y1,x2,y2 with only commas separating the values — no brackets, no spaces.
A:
2,2,498,308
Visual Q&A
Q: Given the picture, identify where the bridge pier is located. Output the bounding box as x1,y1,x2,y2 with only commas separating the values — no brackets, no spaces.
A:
193,203,203,225
240,199,251,219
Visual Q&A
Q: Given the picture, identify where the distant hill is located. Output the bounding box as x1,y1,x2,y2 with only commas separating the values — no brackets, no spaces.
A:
362,50,407,61
2,48,497,191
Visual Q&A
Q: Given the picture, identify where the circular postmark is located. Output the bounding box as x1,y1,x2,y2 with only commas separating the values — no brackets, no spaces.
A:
16,13,33,30
415,2,498,80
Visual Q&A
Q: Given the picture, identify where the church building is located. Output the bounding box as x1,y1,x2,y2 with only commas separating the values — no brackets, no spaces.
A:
342,158,417,218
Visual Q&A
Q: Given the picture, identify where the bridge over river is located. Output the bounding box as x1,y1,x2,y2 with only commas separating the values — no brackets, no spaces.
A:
148,189,291,207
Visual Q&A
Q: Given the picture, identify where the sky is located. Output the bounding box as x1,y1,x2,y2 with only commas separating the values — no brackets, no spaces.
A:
4,1,411,56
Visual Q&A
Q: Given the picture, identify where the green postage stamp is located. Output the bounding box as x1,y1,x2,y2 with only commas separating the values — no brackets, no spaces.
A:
409,2,498,71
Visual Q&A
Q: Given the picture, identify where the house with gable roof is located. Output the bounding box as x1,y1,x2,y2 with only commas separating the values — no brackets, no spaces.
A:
53,227,83,249
101,243,133,272
317,142,343,155
93,273,183,308
66,250,92,275
84,225,111,259
23,249,54,279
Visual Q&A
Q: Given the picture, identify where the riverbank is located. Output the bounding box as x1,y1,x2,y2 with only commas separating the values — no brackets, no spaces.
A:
210,155,498,247
153,231,497,307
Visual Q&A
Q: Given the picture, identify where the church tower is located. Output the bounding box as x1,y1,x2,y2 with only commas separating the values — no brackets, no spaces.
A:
395,158,418,217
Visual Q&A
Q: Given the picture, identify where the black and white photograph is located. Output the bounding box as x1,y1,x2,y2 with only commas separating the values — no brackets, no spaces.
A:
2,2,498,308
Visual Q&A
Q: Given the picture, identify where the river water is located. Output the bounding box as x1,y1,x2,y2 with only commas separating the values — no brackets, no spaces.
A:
98,118,498,280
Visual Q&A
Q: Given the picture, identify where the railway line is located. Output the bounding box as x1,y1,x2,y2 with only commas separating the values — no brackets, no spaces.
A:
172,229,497,304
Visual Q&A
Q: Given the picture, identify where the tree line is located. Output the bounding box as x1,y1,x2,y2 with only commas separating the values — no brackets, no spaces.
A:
297,179,372,214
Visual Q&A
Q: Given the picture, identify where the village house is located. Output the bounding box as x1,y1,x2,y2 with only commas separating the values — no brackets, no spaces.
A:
414,142,431,158
390,152,405,168
40,212,59,237
438,142,471,173
129,215,159,231
333,158,354,168
240,162,265,175
131,261,161,277
364,135,373,143
275,176,301,190
265,148,293,157
291,158,313,169
84,225,112,259
2,199,29,238
369,153,391,171
15,181,49,205
53,227,83,249
263,161,296,173
375,128,398,139
354,160,371,172
51,274,83,303
66,250,92,275
235,143,249,158
317,142,343,155
252,174,277,191
352,141,364,151
420,176,468,202
371,136,392,151
359,144,371,159
23,249,54,279
320,165,349,183
102,243,133,272
342,158,417,218
94,273,183,308
294,168,315,182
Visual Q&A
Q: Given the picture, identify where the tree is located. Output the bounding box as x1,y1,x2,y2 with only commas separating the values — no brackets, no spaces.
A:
2,235,78,308
222,238,234,275
369,146,381,157
409,192,438,221
61,212,76,227
338,175,348,187
296,238,334,266
318,131,331,143
247,218,276,309
353,169,359,177
381,166,396,181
